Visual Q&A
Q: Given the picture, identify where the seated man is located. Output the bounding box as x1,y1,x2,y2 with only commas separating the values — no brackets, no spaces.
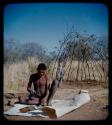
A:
19,63,59,106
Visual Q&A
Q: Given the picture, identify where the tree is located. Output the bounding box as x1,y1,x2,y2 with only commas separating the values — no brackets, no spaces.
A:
4,39,51,64
4,39,20,64
52,29,108,83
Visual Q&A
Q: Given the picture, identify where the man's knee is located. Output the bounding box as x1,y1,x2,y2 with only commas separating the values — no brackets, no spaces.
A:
19,96,28,104
19,97,25,103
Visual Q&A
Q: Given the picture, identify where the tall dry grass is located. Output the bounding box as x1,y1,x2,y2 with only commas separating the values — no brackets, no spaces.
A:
4,57,41,93
52,60,108,82
4,58,108,93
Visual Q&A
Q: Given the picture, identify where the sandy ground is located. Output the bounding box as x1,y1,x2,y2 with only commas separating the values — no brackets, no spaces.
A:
3,82,109,121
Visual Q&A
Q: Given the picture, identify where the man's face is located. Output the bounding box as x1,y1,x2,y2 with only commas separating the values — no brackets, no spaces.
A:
38,70,46,76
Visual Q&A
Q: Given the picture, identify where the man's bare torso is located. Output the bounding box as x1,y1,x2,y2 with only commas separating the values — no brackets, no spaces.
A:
30,73,48,97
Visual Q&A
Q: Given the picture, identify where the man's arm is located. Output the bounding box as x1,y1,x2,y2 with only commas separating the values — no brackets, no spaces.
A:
27,75,32,93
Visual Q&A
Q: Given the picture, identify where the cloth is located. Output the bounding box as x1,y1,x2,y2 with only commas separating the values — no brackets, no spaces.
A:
4,90,90,118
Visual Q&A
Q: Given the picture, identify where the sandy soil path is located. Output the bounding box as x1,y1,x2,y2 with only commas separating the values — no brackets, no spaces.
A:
3,83,108,120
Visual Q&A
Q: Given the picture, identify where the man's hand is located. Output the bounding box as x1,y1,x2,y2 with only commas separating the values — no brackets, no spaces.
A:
27,87,32,93
30,90,36,96
27,87,36,96
28,90,37,100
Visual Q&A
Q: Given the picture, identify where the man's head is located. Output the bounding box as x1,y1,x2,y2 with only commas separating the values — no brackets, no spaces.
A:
37,63,47,76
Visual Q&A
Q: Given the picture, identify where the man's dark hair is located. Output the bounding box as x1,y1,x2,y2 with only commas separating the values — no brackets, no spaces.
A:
37,63,47,71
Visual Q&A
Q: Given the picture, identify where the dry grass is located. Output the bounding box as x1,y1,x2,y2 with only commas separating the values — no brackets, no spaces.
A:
4,57,41,93
52,60,108,81
4,58,108,93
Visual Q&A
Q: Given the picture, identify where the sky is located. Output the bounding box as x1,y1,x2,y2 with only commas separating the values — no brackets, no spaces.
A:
4,3,108,53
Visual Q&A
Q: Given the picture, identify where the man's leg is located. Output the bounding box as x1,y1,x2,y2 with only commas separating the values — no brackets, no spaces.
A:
27,98,39,105
19,96,39,105
18,96,29,104
47,79,59,106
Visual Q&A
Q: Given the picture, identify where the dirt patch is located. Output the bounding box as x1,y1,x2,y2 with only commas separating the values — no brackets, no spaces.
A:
3,83,109,120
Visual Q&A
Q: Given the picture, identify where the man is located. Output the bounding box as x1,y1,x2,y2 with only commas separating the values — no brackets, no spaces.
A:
19,63,59,106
